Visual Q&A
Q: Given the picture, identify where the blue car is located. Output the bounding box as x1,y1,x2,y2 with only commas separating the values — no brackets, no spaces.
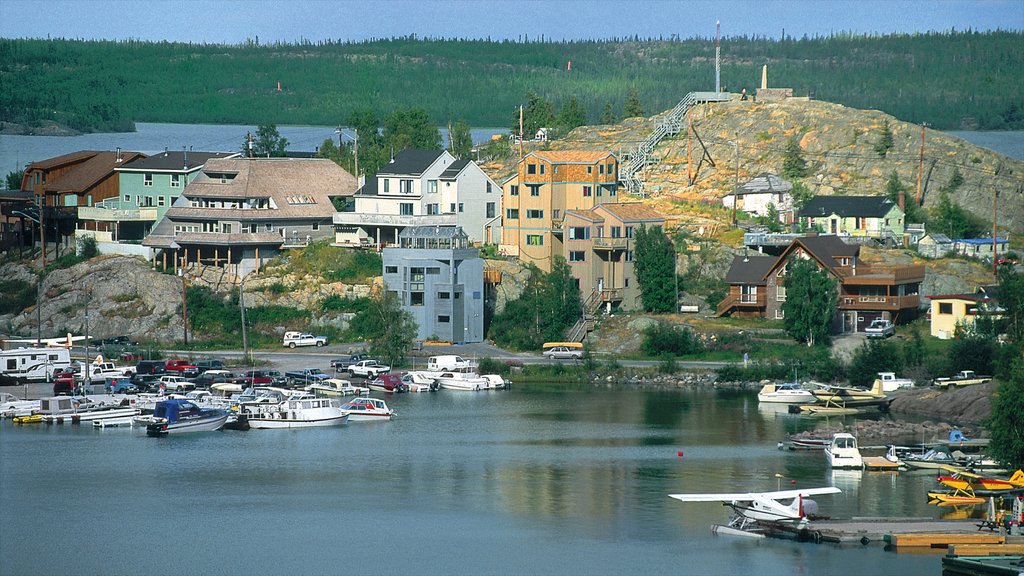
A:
106,378,139,394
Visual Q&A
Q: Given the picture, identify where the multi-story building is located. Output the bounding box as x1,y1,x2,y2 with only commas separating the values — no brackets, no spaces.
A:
381,226,484,343
561,203,665,312
334,149,501,247
797,196,905,244
143,157,356,276
77,150,238,243
718,234,925,332
500,150,618,271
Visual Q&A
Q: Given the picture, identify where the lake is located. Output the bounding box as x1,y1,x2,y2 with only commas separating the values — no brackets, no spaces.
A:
0,386,944,575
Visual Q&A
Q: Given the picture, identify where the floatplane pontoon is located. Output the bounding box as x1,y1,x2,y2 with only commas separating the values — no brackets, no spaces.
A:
669,486,842,538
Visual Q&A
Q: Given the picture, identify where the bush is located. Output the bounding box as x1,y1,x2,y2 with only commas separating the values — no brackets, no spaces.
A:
321,295,371,313
0,280,35,315
848,339,903,387
641,321,704,356
478,357,510,376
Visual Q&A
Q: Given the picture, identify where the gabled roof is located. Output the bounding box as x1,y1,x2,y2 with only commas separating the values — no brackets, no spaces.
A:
797,195,899,218
921,233,952,244
724,255,775,285
767,235,860,280
25,150,100,171
564,208,603,223
439,159,471,180
595,202,665,223
42,151,146,194
724,173,792,197
119,151,239,172
376,149,447,177
527,150,615,164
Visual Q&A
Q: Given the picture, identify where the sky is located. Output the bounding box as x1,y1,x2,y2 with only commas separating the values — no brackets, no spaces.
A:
1,0,1021,44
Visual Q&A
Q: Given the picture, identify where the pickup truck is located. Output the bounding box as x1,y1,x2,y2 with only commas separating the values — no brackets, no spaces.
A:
933,370,993,389
876,372,914,392
865,319,895,339
332,354,370,373
282,331,328,348
158,375,196,393
165,359,199,377
85,361,135,383
284,368,331,386
348,360,391,379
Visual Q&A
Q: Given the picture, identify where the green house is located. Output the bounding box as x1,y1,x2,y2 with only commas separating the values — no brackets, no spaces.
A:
797,196,905,245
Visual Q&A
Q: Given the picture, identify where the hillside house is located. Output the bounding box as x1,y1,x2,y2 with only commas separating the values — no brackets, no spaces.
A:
917,233,953,258
143,157,356,276
928,285,1003,340
333,150,500,247
500,150,619,271
797,196,904,244
718,235,925,332
953,237,1009,260
720,173,794,223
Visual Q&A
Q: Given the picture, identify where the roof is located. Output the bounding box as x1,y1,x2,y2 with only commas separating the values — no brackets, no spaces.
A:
377,149,447,176
564,208,603,223
724,255,775,285
25,150,99,171
596,202,665,223
142,231,284,248
528,150,614,164
119,151,238,172
439,159,471,180
921,233,952,244
724,173,792,197
355,178,378,196
779,235,860,276
42,151,147,194
399,226,468,239
955,237,1008,245
797,196,899,218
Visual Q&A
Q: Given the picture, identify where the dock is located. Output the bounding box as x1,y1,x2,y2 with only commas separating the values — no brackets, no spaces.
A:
810,517,1024,548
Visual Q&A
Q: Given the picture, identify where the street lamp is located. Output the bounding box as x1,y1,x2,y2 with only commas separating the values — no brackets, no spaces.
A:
177,264,189,346
336,126,359,181
239,271,253,365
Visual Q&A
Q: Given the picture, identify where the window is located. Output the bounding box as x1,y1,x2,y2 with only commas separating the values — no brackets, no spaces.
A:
625,278,630,288
400,203,414,216
599,164,605,174
529,185,541,197
438,292,451,299
222,223,232,233
385,266,398,274
777,286,787,302
486,202,496,219
569,226,589,240
383,179,390,193
486,182,493,193
411,292,424,306
540,164,546,175
526,209,544,219
609,187,617,197
569,251,585,262
625,226,634,238
144,173,153,187
610,226,622,238
427,203,439,215
938,302,953,315
625,250,633,262
506,208,519,219
526,235,544,246
510,185,519,196
170,174,181,187
450,203,456,213
587,166,593,174
158,196,165,207
458,203,464,213
608,162,616,175
428,180,438,193
527,164,537,175
437,315,450,323
426,267,441,274
583,186,592,197
266,223,273,231
123,194,130,203
249,223,258,233
400,179,413,194
775,309,785,319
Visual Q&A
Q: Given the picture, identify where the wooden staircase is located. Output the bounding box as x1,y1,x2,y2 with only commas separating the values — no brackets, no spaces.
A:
565,290,604,343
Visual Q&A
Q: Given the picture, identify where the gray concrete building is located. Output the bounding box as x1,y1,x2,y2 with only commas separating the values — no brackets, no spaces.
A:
381,226,484,343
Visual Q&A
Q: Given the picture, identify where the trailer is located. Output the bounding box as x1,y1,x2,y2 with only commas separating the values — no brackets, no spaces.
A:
0,347,72,384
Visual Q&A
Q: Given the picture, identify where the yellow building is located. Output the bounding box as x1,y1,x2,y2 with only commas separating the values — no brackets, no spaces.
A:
928,287,1002,339
499,151,618,271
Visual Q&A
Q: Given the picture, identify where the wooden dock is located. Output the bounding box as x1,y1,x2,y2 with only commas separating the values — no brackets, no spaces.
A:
812,518,1007,546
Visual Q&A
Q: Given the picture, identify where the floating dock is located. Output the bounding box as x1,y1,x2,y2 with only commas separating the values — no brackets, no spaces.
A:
809,518,1024,548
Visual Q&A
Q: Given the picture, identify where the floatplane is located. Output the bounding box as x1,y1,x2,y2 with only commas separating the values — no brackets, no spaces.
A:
789,378,890,415
668,486,842,539
2,333,87,349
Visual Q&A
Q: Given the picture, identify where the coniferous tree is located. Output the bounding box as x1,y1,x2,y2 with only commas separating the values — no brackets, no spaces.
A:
317,138,340,163
781,257,837,346
624,87,644,118
782,135,809,179
874,120,894,157
634,225,677,313
6,169,24,189
600,102,617,124
557,96,587,132
365,286,418,369
989,360,1024,470
251,124,289,157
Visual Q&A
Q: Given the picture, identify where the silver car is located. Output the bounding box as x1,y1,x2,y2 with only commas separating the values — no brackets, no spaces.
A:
544,346,583,360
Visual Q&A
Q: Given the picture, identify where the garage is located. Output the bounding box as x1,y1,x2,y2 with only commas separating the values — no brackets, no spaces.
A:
856,311,882,332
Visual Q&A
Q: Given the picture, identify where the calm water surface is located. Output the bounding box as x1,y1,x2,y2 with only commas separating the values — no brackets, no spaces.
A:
1,387,942,575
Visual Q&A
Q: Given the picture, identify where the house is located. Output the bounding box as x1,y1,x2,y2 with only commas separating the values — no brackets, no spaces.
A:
562,203,665,312
720,173,794,223
917,233,953,258
77,150,239,245
797,196,904,244
718,234,925,332
500,150,619,271
143,157,356,276
928,285,1003,339
333,149,501,247
953,237,1009,260
381,226,484,343
0,189,36,252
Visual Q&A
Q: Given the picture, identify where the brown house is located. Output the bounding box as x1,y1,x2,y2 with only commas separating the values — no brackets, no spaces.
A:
22,150,146,208
718,235,925,332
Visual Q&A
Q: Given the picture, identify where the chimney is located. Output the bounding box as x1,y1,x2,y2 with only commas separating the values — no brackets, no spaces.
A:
116,147,122,162
183,146,188,169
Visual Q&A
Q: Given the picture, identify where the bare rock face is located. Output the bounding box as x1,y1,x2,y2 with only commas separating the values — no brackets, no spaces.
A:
488,259,533,316
889,381,996,424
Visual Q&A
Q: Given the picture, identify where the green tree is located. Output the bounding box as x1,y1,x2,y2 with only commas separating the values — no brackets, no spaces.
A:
557,96,587,131
488,259,580,350
346,108,386,178
600,101,617,124
949,335,998,375
252,124,289,157
931,192,984,238
317,138,340,163
999,265,1024,343
634,225,678,313
782,135,808,179
449,119,473,159
624,87,644,118
903,328,925,367
781,257,838,346
988,359,1024,470
513,91,556,138
884,170,905,205
362,287,418,369
383,107,442,152
762,203,783,232
874,120,894,157
641,321,703,356
848,339,903,387
5,169,24,190
941,167,965,194
789,180,814,210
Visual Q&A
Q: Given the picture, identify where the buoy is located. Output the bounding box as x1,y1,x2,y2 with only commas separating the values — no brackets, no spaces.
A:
677,451,684,457
791,480,797,485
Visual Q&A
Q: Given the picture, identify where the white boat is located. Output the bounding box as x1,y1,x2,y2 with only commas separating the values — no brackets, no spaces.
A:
433,371,487,391
400,372,438,392
0,392,39,418
757,383,815,404
479,374,511,390
340,397,395,421
825,433,864,469
307,378,369,397
244,396,350,429
93,416,135,428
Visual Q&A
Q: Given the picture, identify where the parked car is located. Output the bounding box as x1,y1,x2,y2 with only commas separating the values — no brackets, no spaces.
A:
105,377,139,394
284,368,330,386
195,359,227,372
865,319,895,339
348,360,390,379
92,335,138,347
194,370,235,389
238,369,275,386
282,331,328,348
158,375,195,393
332,354,370,373
165,359,200,377
544,346,583,360
135,360,167,376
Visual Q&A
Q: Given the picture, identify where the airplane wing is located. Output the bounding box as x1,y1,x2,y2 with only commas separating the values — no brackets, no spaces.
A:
3,334,87,348
669,487,841,502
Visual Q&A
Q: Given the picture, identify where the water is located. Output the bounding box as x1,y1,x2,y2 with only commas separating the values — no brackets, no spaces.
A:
0,123,507,174
1,387,943,575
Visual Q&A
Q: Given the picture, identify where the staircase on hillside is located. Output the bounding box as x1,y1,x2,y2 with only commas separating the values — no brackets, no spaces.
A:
620,91,732,197
564,290,605,343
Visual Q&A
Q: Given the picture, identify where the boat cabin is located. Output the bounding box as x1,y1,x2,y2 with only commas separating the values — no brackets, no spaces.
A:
152,399,203,422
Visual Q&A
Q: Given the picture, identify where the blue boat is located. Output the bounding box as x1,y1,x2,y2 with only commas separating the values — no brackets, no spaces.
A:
144,399,229,436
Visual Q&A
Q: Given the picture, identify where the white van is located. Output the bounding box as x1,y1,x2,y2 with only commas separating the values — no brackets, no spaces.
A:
427,355,474,372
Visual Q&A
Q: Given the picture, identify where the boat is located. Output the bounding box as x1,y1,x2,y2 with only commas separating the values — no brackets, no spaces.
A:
862,445,905,471
307,378,369,397
787,437,831,450
433,371,488,391
479,374,511,390
93,416,135,428
824,433,863,469
210,382,244,395
400,372,439,392
340,397,395,421
141,399,230,436
0,392,39,418
757,383,815,404
244,396,350,429
13,414,43,424
368,374,408,393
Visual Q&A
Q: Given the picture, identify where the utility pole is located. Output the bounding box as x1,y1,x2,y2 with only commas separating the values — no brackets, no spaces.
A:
38,193,46,269
993,180,999,277
915,123,927,207
179,262,189,345
731,140,739,224
715,21,721,93
518,105,524,159
240,273,250,364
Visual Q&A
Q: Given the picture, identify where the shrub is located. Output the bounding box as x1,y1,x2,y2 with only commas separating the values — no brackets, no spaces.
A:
641,321,703,356
478,357,509,376
321,295,371,313
0,280,36,315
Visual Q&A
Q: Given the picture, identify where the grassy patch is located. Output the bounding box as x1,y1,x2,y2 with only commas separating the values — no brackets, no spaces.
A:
0,280,36,314
268,241,381,284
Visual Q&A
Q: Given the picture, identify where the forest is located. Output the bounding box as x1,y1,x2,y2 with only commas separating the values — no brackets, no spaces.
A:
0,30,1021,133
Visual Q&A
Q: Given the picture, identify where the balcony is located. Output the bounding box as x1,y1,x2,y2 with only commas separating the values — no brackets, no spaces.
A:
332,212,456,227
593,237,628,250
599,288,624,302
716,292,767,316
839,294,920,311
77,205,159,222
837,263,926,285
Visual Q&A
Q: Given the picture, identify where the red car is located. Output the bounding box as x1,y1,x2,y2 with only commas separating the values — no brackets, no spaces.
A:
238,369,275,386
165,360,199,377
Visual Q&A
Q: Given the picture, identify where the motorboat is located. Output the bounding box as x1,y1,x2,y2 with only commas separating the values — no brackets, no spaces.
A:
244,396,350,429
35,396,139,424
824,433,863,469
368,374,409,393
757,383,815,404
307,378,369,397
901,446,964,470
340,397,395,421
479,374,511,390
400,371,439,392
141,399,229,436
0,392,39,418
433,371,488,391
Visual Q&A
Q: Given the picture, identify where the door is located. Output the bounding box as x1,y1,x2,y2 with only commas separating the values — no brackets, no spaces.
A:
857,311,881,332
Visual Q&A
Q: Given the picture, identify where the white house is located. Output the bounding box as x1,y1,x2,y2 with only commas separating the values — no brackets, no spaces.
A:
721,173,794,223
334,149,501,247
